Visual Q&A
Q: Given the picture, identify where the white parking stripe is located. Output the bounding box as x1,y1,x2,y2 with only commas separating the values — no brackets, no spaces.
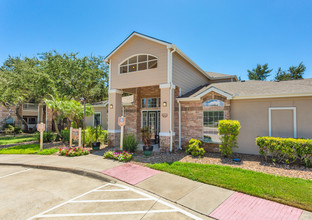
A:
29,183,202,220
0,168,31,179
71,198,153,203
35,209,179,218
95,188,129,192
27,183,109,220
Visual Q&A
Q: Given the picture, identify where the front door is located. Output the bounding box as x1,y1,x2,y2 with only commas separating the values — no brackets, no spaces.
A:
142,111,160,143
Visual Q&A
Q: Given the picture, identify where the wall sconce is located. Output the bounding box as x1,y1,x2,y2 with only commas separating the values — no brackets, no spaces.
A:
163,101,167,107
110,104,113,109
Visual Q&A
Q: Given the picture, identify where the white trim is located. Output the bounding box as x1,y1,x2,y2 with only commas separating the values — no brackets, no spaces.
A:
104,32,171,62
177,97,201,102
93,112,101,127
196,86,233,100
108,61,111,90
118,54,158,75
159,83,176,89
268,107,297,138
233,93,312,100
159,132,175,136
108,89,123,94
108,129,121,133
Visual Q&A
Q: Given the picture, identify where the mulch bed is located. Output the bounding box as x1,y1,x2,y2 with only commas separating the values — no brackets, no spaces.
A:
131,150,312,180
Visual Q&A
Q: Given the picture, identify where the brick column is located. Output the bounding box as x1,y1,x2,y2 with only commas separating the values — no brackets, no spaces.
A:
159,84,175,152
108,89,123,147
46,106,53,131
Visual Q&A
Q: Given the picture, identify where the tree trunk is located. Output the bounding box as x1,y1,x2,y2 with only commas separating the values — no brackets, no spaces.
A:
51,111,61,138
15,103,28,132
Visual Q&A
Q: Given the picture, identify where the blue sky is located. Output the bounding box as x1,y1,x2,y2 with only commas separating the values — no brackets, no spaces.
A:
1,0,311,80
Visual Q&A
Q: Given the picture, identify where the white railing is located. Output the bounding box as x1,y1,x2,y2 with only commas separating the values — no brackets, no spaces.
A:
23,103,38,111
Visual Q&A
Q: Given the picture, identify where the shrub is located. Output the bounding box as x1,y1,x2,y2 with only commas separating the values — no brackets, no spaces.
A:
61,129,70,142
104,150,133,162
186,138,205,157
218,120,241,157
256,136,312,167
35,131,56,143
59,146,90,157
123,134,138,152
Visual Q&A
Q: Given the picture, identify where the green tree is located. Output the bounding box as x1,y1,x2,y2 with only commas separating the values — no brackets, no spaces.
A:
247,64,272,81
44,98,94,138
0,56,52,131
39,51,108,102
274,62,306,81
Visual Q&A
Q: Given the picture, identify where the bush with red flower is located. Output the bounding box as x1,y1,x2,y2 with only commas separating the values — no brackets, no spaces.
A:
103,150,133,162
59,146,90,157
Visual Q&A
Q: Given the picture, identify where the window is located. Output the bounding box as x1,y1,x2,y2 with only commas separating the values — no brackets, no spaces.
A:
203,99,224,107
203,111,224,143
148,98,157,108
119,54,157,74
94,113,101,127
142,99,147,108
141,98,160,108
204,111,224,127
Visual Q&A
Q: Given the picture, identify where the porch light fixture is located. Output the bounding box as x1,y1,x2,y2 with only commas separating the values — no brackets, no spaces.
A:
163,101,167,107
110,104,113,109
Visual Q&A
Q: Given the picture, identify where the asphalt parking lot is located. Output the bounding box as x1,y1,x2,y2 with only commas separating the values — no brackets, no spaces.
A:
0,166,205,220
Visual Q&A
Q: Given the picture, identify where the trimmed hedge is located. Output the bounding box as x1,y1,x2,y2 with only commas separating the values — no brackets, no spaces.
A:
218,120,241,157
256,136,312,167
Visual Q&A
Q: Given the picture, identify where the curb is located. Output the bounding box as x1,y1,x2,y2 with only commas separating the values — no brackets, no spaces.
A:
0,162,116,183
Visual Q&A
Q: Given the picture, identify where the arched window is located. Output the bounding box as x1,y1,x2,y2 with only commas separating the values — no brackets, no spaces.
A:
119,54,158,74
203,99,224,107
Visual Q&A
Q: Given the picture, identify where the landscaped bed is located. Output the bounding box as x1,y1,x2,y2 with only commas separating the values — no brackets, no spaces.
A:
0,134,37,146
0,144,58,155
131,151,312,180
147,161,312,211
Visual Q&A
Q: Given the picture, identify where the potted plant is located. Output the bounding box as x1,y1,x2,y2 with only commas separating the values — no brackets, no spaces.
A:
141,126,153,156
91,125,102,150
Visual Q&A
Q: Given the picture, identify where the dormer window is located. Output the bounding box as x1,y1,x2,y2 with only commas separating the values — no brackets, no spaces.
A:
119,54,158,74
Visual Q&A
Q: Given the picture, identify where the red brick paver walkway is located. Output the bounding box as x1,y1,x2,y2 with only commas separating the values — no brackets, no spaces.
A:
102,163,161,185
210,192,302,220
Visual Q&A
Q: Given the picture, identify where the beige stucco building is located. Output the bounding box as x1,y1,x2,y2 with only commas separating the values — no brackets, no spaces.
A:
105,32,312,154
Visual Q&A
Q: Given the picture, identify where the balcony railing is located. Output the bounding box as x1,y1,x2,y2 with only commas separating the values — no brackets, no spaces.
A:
23,103,38,111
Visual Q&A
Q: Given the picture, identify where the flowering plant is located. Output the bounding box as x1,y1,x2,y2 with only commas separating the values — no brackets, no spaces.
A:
103,150,133,162
59,146,90,157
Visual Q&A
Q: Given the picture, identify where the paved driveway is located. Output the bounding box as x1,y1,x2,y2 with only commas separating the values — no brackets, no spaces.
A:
0,166,205,220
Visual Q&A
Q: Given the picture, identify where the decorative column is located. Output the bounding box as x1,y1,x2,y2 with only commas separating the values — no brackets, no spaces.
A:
108,89,123,147
159,83,175,152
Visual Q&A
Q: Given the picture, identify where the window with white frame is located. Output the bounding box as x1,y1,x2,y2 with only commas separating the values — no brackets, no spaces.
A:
94,113,101,127
141,98,159,108
119,55,157,74
203,111,224,143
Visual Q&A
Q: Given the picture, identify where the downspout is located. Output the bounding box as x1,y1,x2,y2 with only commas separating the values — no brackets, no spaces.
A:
169,47,176,152
178,88,182,150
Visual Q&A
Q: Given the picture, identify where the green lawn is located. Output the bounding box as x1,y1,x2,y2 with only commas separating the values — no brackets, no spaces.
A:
147,162,312,211
0,144,58,155
0,134,37,145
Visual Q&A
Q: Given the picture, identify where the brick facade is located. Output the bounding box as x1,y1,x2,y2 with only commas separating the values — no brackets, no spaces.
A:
180,91,231,152
123,86,161,144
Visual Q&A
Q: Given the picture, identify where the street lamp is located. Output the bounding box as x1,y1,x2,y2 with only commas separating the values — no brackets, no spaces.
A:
80,97,86,147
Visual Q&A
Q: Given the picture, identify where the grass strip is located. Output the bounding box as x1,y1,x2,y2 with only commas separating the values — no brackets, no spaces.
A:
147,162,312,211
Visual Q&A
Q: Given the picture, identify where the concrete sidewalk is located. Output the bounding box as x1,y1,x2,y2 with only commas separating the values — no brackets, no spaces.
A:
0,154,311,220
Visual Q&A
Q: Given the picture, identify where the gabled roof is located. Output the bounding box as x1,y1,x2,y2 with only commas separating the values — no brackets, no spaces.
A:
178,78,312,100
104,31,172,62
206,71,238,81
104,31,239,81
